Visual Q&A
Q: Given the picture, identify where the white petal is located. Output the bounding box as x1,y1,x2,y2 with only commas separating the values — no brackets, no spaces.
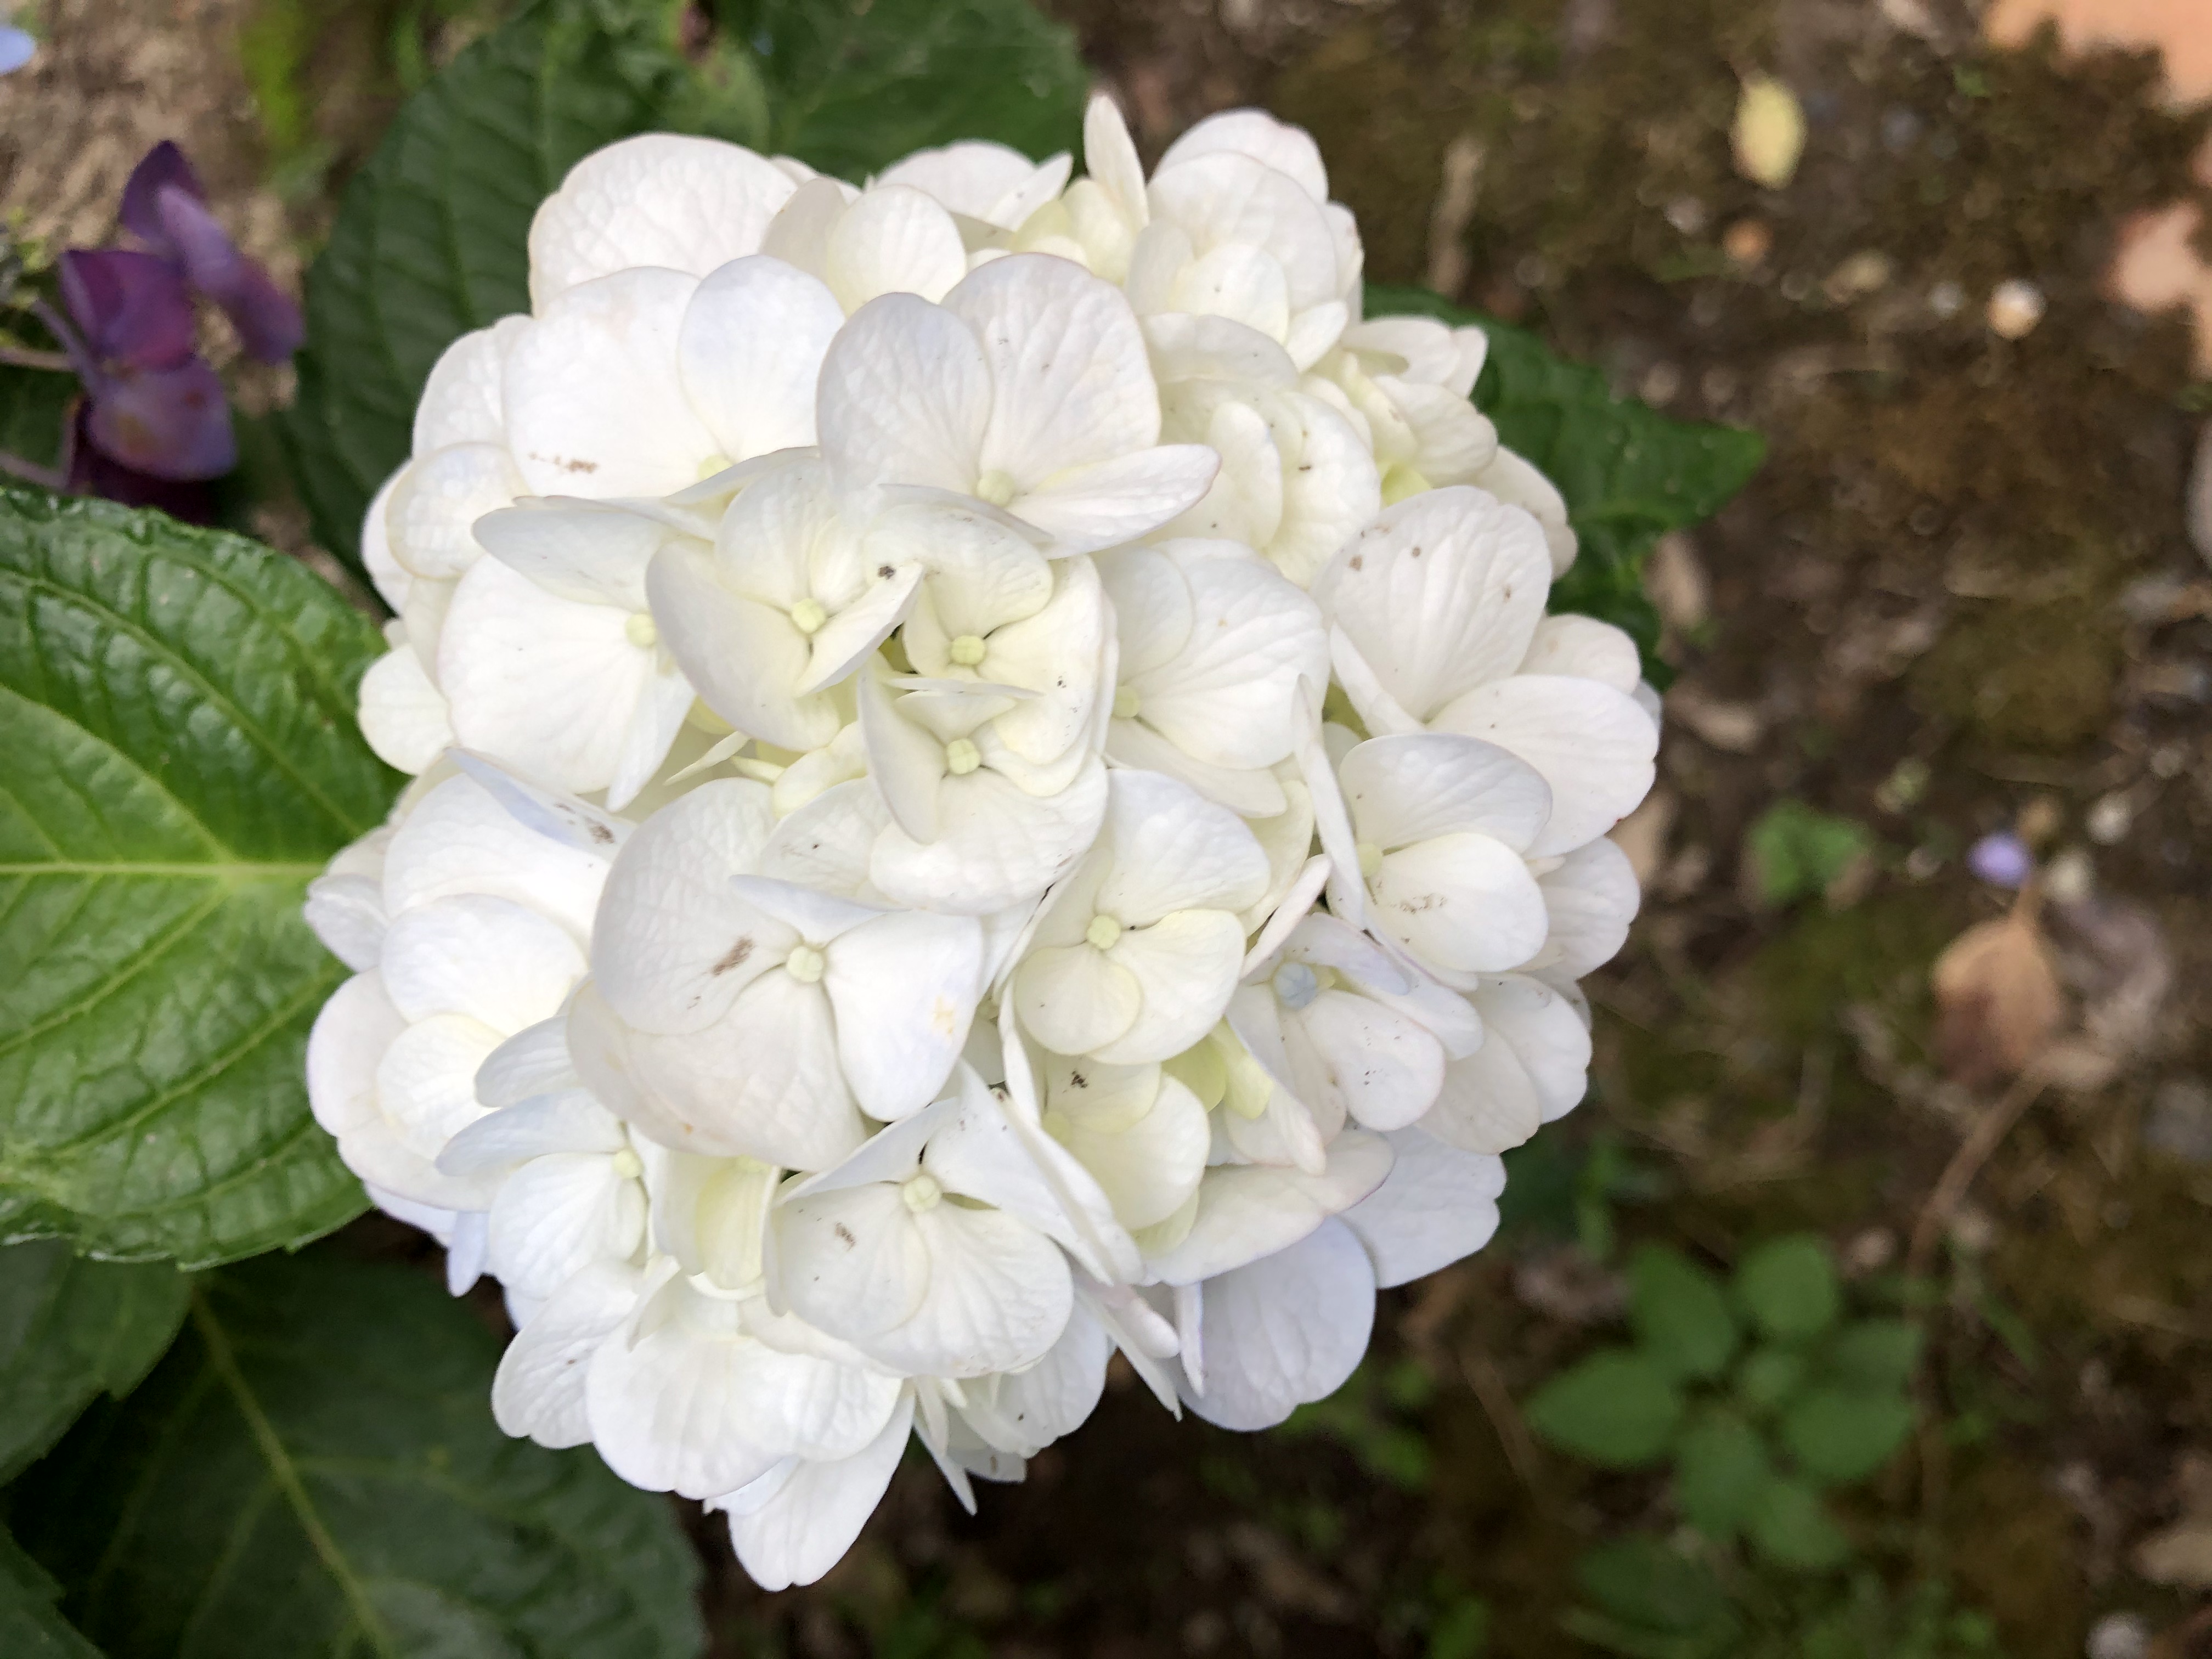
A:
471,1017,579,1107
303,872,386,974
382,773,610,943
817,292,989,498
867,1203,1074,1378
374,1012,501,1166
528,134,798,306
385,443,521,580
1126,543,1328,770
361,469,411,611
1470,445,1577,575
679,256,843,461
824,911,984,1119
1009,446,1220,556
870,757,1108,916
1339,1127,1504,1289
306,972,402,1138
1147,153,1339,311
776,1182,932,1338
358,646,454,775
1012,942,1142,1058
1094,768,1272,923
379,894,583,1029
1046,1074,1209,1231
649,543,842,754
723,1393,915,1591
943,253,1160,483
1290,989,1447,1131
1476,973,1592,1124
492,1259,641,1448
1339,732,1551,854
436,557,668,797
1181,1218,1373,1431
414,318,524,454
439,1090,622,1175
1312,486,1551,721
1159,109,1329,203
590,777,780,1032
1368,832,1549,978
825,185,969,309
1534,836,1640,978
472,497,675,612
486,1152,644,1300
1145,1130,1393,1284
1519,613,1642,692
1096,910,1249,1065
1429,676,1660,857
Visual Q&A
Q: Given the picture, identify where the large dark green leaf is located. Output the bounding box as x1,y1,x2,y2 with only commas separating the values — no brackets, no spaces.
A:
1362,283,1765,676
716,0,1087,182
0,492,396,1266
0,1239,188,1481
15,1253,703,1659
0,1525,103,1659
278,0,693,563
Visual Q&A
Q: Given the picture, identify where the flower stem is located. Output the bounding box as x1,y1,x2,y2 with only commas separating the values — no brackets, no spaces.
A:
0,342,73,373
0,446,67,490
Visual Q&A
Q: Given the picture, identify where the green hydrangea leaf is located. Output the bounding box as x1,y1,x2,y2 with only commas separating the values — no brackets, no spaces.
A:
0,1239,189,1481
716,0,1087,182
1672,1408,1774,1541
1734,1345,1809,1417
1822,1319,1925,1393
1745,1476,1852,1572
1745,800,1873,908
0,1524,103,1659
1626,1244,1739,1381
14,1252,704,1659
0,491,396,1266
1573,1536,1734,1637
1733,1235,1841,1345
1525,1347,1685,1469
1362,283,1765,680
1780,1386,1916,1487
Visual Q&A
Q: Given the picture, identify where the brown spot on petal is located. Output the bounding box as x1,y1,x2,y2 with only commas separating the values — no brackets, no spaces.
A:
711,937,754,976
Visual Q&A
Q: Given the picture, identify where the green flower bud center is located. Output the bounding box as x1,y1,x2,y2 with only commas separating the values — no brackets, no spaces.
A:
789,597,828,634
784,943,826,984
1112,684,1142,720
901,1172,943,1212
975,470,1017,507
945,737,983,776
610,1147,644,1181
624,612,659,648
1085,913,1124,951
949,634,988,667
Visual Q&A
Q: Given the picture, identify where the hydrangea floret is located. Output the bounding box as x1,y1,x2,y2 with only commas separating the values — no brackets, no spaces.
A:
307,97,1655,1592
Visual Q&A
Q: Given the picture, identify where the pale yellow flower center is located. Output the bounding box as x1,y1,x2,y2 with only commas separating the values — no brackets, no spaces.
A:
1085,913,1124,951
945,737,983,776
901,1172,943,1212
789,597,828,634
1112,684,1142,720
949,634,988,667
624,612,658,648
784,943,826,984
610,1147,644,1181
975,470,1017,507
1356,840,1385,879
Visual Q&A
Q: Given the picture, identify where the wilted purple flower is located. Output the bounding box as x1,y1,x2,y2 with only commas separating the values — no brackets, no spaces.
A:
32,141,304,489
1966,831,2033,890
117,142,302,363
54,250,236,481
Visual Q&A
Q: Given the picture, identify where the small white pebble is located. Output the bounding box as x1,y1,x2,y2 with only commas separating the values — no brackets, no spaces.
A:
2085,793,2132,846
2045,846,2095,903
2086,1611,2151,1659
1733,75,1807,190
1988,278,2046,340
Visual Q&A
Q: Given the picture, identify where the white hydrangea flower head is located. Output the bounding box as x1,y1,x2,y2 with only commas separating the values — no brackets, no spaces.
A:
311,92,1670,1592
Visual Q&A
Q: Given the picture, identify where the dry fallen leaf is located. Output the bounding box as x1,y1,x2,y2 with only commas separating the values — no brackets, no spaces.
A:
1931,905,2065,1087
